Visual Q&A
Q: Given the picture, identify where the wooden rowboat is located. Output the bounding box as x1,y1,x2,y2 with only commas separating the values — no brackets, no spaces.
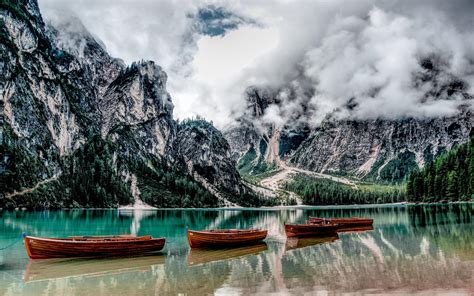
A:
187,229,267,248
68,234,136,240
284,223,338,238
24,235,166,259
308,217,374,227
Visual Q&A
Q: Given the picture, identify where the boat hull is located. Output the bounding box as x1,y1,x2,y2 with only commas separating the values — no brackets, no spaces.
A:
284,224,338,238
308,217,374,228
187,229,267,248
24,236,166,259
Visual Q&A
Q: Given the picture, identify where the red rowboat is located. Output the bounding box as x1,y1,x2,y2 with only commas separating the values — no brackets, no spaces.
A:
284,223,338,238
187,229,267,248
308,217,374,227
24,235,166,259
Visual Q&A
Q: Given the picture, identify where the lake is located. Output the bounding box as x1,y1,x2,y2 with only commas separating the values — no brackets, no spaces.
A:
0,203,472,295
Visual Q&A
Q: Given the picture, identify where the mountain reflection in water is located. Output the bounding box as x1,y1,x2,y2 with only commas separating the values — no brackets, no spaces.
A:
0,203,472,295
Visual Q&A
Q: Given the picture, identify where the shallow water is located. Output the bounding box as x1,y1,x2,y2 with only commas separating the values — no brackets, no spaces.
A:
0,203,473,295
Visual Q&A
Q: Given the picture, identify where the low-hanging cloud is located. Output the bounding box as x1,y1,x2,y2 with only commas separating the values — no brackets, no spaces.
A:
301,6,474,125
38,0,474,129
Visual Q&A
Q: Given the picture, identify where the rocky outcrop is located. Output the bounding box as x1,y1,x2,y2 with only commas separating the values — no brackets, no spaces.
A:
224,87,310,175
224,87,276,163
0,0,247,208
174,119,242,196
101,61,176,160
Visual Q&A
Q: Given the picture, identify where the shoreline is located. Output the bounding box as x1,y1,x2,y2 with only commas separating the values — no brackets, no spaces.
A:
1,200,472,212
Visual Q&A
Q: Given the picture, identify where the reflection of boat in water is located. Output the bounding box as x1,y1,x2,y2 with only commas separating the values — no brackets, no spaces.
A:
23,254,166,283
188,243,268,266
285,235,339,251
24,235,166,259
187,229,267,248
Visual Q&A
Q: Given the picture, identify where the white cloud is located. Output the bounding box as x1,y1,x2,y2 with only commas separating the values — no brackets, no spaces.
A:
38,0,474,129
300,6,473,125
173,25,278,126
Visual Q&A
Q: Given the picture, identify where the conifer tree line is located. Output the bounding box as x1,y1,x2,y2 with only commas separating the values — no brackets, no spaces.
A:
406,136,474,201
284,175,406,205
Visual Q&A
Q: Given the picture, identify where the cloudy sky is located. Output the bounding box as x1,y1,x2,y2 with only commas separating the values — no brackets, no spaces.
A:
39,0,474,128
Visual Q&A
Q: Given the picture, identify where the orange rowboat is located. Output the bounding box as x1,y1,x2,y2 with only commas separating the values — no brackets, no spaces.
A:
284,223,338,238
187,229,267,248
24,235,166,259
308,217,374,227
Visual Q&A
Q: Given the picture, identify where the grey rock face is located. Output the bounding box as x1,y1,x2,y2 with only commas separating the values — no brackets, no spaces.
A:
174,120,242,195
45,16,125,98
224,87,309,174
101,61,176,158
1,0,76,188
224,122,262,162
288,112,473,182
224,88,279,164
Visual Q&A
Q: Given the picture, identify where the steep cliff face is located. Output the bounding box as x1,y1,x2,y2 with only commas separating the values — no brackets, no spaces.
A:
45,15,125,98
1,0,80,194
0,0,247,208
101,61,176,159
174,119,242,197
224,87,276,163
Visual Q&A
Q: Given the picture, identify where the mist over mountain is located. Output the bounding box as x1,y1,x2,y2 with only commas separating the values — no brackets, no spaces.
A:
38,0,474,128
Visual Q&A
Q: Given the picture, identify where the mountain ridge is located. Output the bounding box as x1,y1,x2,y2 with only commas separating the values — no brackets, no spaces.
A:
225,82,473,184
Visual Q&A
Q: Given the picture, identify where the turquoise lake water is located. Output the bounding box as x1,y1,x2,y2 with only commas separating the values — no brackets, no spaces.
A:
0,203,473,295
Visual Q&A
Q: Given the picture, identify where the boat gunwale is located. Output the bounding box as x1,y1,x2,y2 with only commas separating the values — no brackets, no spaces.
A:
187,229,267,236
25,236,165,245
308,217,373,222
285,223,339,228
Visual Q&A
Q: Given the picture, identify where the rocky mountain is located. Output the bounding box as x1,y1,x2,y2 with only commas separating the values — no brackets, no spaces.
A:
288,112,472,182
225,72,473,184
174,119,241,196
0,0,252,208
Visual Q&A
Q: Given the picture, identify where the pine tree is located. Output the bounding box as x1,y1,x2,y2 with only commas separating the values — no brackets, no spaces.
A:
407,172,415,200
446,171,459,201
405,137,473,202
468,143,474,199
